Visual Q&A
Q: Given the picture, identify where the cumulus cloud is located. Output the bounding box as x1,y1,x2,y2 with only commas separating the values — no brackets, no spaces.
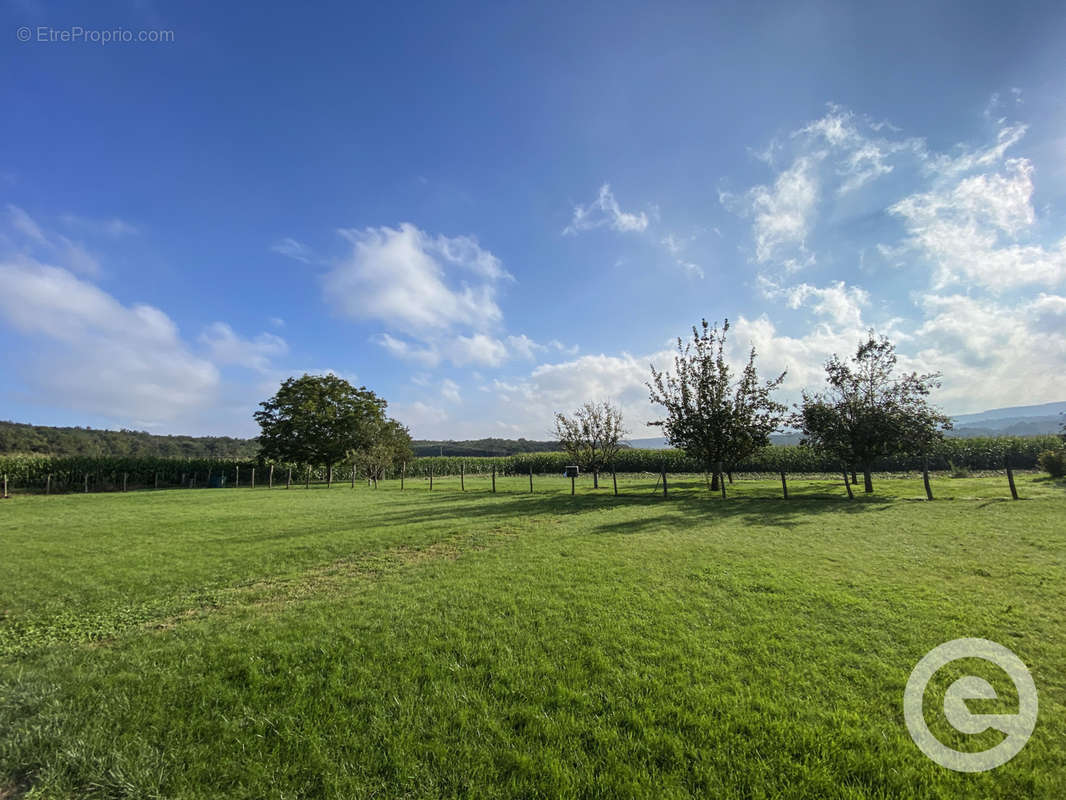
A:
326,223,508,333
0,258,220,423
199,322,289,372
564,184,649,235
5,204,101,276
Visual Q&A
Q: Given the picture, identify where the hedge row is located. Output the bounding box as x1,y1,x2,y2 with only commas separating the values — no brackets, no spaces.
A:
1,435,1059,491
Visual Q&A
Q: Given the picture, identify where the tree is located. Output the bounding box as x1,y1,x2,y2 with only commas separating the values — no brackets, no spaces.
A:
356,418,414,484
793,334,951,493
647,319,786,491
255,374,389,478
553,401,627,488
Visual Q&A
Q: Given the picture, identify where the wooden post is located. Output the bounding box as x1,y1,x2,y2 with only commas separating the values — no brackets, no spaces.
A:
780,471,788,500
662,470,668,498
429,467,433,491
922,455,933,501
351,463,356,489
328,465,333,489
84,473,89,493
717,462,726,499
492,465,496,493
531,467,535,494
46,474,51,495
843,468,854,499
286,468,291,489
2,474,7,499
122,473,127,493
154,471,159,489
571,473,575,496
182,471,187,488
234,467,238,489
1005,455,1019,500
460,462,465,491
251,468,255,490
305,466,310,489
612,469,618,497
401,461,405,490
207,469,212,488
269,464,274,489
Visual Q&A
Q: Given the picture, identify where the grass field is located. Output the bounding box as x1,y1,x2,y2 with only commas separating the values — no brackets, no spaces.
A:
1,473,1064,799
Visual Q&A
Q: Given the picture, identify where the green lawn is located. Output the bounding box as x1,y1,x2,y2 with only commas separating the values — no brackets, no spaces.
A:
1,474,1064,799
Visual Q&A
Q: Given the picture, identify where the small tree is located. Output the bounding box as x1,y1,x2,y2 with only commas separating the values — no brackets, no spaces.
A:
357,418,414,483
794,334,951,493
647,319,786,490
255,374,389,478
553,401,627,488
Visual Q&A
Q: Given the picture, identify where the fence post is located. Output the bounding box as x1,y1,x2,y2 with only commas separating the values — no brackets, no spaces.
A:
843,468,854,500
662,470,668,498
1005,455,1019,500
717,462,726,499
492,465,496,493
401,461,405,490
122,473,127,493
234,466,239,489
305,466,310,489
269,464,274,489
46,474,51,495
571,472,575,496
286,468,291,489
328,465,333,489
612,468,617,497
429,467,433,491
182,471,187,488
207,469,212,489
780,471,788,499
351,463,356,489
251,468,255,490
922,455,933,501
84,473,89,493
2,474,7,499
531,467,535,494
154,471,159,490
460,462,465,492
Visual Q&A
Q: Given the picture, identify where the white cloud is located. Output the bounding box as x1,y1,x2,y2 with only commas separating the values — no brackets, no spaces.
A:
441,378,461,404
375,331,509,368
782,281,870,328
506,333,546,360
890,150,1066,289
60,214,138,238
564,184,649,235
7,204,46,242
199,322,289,372
326,223,507,333
4,204,101,276
742,155,819,267
0,258,219,423
271,237,314,263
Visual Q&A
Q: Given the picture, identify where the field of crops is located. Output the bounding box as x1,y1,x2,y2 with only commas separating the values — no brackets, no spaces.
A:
0,435,1060,493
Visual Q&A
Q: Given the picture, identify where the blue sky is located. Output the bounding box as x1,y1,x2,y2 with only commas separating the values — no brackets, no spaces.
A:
2,0,1065,440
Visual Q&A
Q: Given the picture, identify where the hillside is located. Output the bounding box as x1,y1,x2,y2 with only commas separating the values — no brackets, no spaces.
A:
0,421,259,459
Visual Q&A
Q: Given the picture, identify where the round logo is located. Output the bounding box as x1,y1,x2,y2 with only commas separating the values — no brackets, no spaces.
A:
903,638,1037,772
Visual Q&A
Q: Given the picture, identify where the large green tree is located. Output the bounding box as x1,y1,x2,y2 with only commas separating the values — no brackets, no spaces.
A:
647,319,786,492
794,334,951,493
356,418,414,483
254,374,390,475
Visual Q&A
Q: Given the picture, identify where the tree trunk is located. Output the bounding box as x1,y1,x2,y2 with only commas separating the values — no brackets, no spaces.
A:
862,465,873,493
710,472,719,491
593,469,598,489
727,471,734,484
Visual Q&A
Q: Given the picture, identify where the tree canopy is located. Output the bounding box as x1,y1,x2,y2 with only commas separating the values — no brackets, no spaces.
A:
255,374,392,470
553,401,627,488
647,319,786,491
793,334,952,492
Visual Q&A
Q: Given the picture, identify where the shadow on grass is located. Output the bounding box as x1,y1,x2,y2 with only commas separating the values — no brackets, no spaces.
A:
354,484,894,534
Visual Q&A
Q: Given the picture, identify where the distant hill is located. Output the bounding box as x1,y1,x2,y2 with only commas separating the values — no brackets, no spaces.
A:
0,420,259,459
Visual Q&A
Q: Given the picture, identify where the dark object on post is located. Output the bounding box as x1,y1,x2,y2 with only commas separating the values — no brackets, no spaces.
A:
843,468,854,499
1005,455,1019,500
565,465,578,496
780,471,788,500
209,474,227,489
